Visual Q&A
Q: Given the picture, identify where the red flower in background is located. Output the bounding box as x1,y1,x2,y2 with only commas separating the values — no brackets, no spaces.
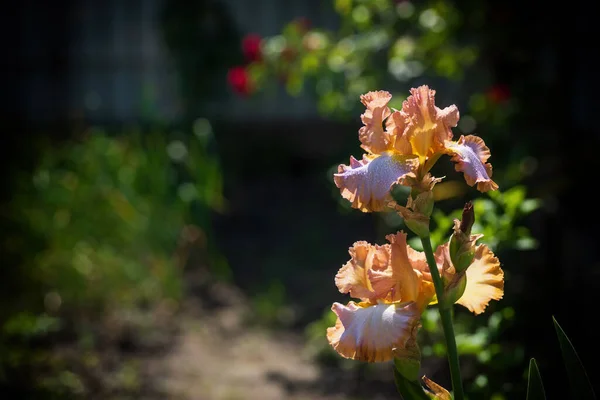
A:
227,66,253,96
242,33,262,62
487,84,511,104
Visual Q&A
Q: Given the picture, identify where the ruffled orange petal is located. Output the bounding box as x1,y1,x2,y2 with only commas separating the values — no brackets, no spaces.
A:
335,241,392,302
359,91,393,154
456,244,504,315
386,232,421,303
334,154,418,212
445,135,499,192
385,110,413,155
401,85,459,159
407,245,431,281
326,301,420,362
364,232,435,310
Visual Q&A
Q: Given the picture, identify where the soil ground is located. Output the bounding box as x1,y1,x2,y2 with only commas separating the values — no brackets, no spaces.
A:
143,273,401,400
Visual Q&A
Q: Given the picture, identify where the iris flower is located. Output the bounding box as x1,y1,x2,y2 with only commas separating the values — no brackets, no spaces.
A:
334,86,498,212
327,231,503,362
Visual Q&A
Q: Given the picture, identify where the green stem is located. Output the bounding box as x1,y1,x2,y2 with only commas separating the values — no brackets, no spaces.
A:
420,235,465,400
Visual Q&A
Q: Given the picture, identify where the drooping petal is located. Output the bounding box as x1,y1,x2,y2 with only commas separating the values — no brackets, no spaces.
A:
385,110,413,155
456,244,504,315
326,301,420,362
359,91,393,154
335,241,392,302
401,85,459,159
445,135,499,192
334,154,418,212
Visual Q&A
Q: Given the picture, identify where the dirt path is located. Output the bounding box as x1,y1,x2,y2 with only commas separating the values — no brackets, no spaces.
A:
144,278,350,400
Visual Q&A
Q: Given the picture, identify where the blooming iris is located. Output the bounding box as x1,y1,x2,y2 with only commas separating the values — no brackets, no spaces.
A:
327,230,504,362
327,86,503,363
334,86,498,212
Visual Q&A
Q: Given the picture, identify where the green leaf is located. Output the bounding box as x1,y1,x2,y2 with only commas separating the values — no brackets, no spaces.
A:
393,368,431,400
526,358,546,400
553,317,596,399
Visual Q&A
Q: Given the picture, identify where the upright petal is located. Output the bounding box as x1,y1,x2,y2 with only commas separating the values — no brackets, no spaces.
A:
334,154,418,212
456,244,504,314
445,135,499,192
401,85,459,159
326,301,420,362
368,232,436,310
335,241,392,302
359,91,393,154
406,246,431,281
385,110,413,155
386,232,421,303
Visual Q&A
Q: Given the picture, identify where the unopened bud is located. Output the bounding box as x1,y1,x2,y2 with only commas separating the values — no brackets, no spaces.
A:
449,202,479,272
459,202,474,235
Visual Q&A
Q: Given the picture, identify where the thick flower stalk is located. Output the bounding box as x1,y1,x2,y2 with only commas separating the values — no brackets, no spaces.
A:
328,86,504,399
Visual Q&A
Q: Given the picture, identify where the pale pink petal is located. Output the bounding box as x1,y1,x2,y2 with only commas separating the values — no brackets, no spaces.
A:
359,91,393,154
334,154,418,212
445,135,499,192
335,241,392,302
437,104,460,127
327,301,420,362
456,244,504,315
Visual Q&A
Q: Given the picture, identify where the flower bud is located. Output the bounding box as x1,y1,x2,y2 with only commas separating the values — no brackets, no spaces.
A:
449,202,480,272
459,201,474,235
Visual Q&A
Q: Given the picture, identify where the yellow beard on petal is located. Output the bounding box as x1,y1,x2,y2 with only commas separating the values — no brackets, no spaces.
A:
410,124,437,160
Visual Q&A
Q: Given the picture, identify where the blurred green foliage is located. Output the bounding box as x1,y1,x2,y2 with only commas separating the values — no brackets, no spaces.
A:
243,0,520,136
409,185,541,251
251,0,480,116
0,124,224,397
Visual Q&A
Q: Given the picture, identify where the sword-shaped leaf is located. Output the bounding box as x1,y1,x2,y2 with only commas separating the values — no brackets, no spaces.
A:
553,316,596,400
526,358,546,400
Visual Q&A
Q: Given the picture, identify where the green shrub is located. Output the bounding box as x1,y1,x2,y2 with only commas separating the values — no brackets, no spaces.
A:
0,124,224,397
